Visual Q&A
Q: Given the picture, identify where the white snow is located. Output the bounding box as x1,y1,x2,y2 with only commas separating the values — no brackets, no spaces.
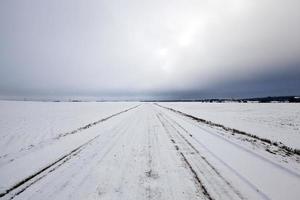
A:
0,101,138,157
160,102,300,149
0,101,299,200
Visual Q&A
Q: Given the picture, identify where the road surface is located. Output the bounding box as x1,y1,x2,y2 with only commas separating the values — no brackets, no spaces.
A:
0,104,299,200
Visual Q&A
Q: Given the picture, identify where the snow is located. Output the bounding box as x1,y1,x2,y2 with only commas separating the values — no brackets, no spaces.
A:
0,101,299,200
160,102,300,149
157,107,300,200
0,101,138,157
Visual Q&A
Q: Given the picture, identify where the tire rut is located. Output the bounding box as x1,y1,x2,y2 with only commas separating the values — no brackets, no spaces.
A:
158,112,245,200
55,105,140,140
156,113,213,200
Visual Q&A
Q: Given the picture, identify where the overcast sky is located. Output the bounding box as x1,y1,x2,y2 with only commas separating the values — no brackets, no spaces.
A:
1,0,300,100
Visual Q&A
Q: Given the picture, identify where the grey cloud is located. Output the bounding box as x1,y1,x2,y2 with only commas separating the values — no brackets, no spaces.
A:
0,0,299,99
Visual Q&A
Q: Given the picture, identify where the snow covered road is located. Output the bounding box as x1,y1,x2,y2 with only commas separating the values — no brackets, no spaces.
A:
0,103,299,200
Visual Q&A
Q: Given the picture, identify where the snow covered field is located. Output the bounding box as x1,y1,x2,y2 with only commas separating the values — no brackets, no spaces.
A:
0,101,299,200
160,102,300,149
0,101,138,157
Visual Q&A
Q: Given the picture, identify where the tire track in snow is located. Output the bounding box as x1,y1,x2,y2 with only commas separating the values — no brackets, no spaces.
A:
159,112,246,200
54,104,140,140
157,112,254,200
156,113,213,200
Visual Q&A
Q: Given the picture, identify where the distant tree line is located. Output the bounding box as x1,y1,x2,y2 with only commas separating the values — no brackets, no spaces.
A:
146,96,300,103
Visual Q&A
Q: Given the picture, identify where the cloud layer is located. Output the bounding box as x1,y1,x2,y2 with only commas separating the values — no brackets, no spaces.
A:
1,0,300,99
